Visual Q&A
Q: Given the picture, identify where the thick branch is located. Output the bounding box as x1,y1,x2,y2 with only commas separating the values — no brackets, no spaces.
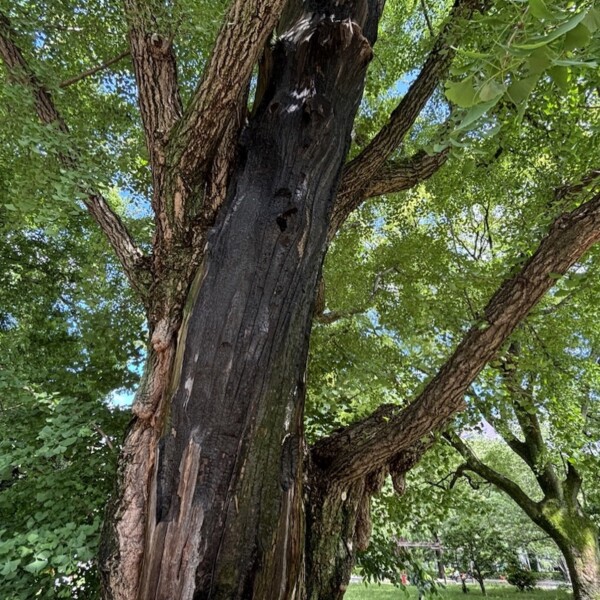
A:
123,0,183,180
336,0,484,213
498,349,563,498
329,149,449,238
0,12,150,300
312,190,600,482
446,433,541,521
563,462,583,505
173,0,287,180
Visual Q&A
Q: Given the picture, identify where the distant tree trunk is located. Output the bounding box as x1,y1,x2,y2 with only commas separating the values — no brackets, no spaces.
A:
435,533,446,581
472,561,486,596
554,516,600,600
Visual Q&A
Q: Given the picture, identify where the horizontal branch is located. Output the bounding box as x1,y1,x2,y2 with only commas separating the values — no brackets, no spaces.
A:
312,188,600,483
59,49,130,88
0,12,151,300
329,149,449,238
337,0,484,209
174,0,286,180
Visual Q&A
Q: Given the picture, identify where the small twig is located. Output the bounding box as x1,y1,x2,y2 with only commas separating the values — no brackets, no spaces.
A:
93,423,115,451
420,0,435,36
59,49,130,88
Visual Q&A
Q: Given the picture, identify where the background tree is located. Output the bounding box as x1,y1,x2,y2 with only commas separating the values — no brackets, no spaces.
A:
1,0,599,599
355,439,564,596
446,339,600,599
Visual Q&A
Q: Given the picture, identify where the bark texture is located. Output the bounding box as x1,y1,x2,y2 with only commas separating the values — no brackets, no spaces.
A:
5,2,600,599
104,2,385,598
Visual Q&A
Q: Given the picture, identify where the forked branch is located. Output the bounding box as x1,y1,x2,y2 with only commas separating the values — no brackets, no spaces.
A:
174,0,287,181
338,0,485,206
445,432,540,519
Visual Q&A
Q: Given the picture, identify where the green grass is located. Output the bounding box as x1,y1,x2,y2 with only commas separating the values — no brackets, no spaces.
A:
345,583,572,600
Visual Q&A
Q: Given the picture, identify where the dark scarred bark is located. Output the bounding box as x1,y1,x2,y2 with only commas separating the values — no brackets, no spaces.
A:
102,3,385,598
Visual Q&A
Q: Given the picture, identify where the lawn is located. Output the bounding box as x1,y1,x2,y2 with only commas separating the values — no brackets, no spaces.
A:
345,584,572,600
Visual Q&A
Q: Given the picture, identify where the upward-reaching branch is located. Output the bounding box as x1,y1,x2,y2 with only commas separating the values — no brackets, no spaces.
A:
337,0,485,212
123,0,183,184
173,0,287,181
497,348,563,498
0,12,151,301
312,188,600,483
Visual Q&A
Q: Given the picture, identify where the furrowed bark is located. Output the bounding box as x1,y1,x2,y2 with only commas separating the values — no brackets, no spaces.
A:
173,0,287,182
304,472,380,600
312,190,600,483
124,0,183,176
0,12,150,300
104,2,385,598
304,439,433,599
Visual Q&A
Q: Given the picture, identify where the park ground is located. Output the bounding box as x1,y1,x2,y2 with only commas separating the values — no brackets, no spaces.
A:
345,584,572,600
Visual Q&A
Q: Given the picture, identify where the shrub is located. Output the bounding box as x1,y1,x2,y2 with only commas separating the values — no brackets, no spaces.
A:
507,565,538,591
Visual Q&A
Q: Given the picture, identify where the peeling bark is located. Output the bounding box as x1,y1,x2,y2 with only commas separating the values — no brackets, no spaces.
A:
103,2,384,598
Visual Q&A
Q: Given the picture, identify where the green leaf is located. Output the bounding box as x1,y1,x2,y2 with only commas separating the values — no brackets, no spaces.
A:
23,558,48,574
445,76,478,108
529,0,556,21
456,97,502,131
479,79,506,102
564,23,592,50
549,66,569,93
582,8,600,33
526,46,555,73
507,74,540,107
0,559,20,576
514,10,588,50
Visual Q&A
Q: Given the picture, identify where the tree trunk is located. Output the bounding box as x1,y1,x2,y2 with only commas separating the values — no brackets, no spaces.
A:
304,468,386,600
101,3,383,599
540,505,600,600
559,524,600,600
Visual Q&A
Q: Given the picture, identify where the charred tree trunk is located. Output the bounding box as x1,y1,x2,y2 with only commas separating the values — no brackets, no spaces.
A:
101,3,383,599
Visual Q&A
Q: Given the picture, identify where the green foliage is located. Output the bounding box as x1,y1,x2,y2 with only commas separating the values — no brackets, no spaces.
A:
0,0,599,596
506,564,538,592
0,369,129,599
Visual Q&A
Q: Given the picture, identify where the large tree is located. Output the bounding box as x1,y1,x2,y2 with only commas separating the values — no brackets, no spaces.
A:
1,0,599,599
